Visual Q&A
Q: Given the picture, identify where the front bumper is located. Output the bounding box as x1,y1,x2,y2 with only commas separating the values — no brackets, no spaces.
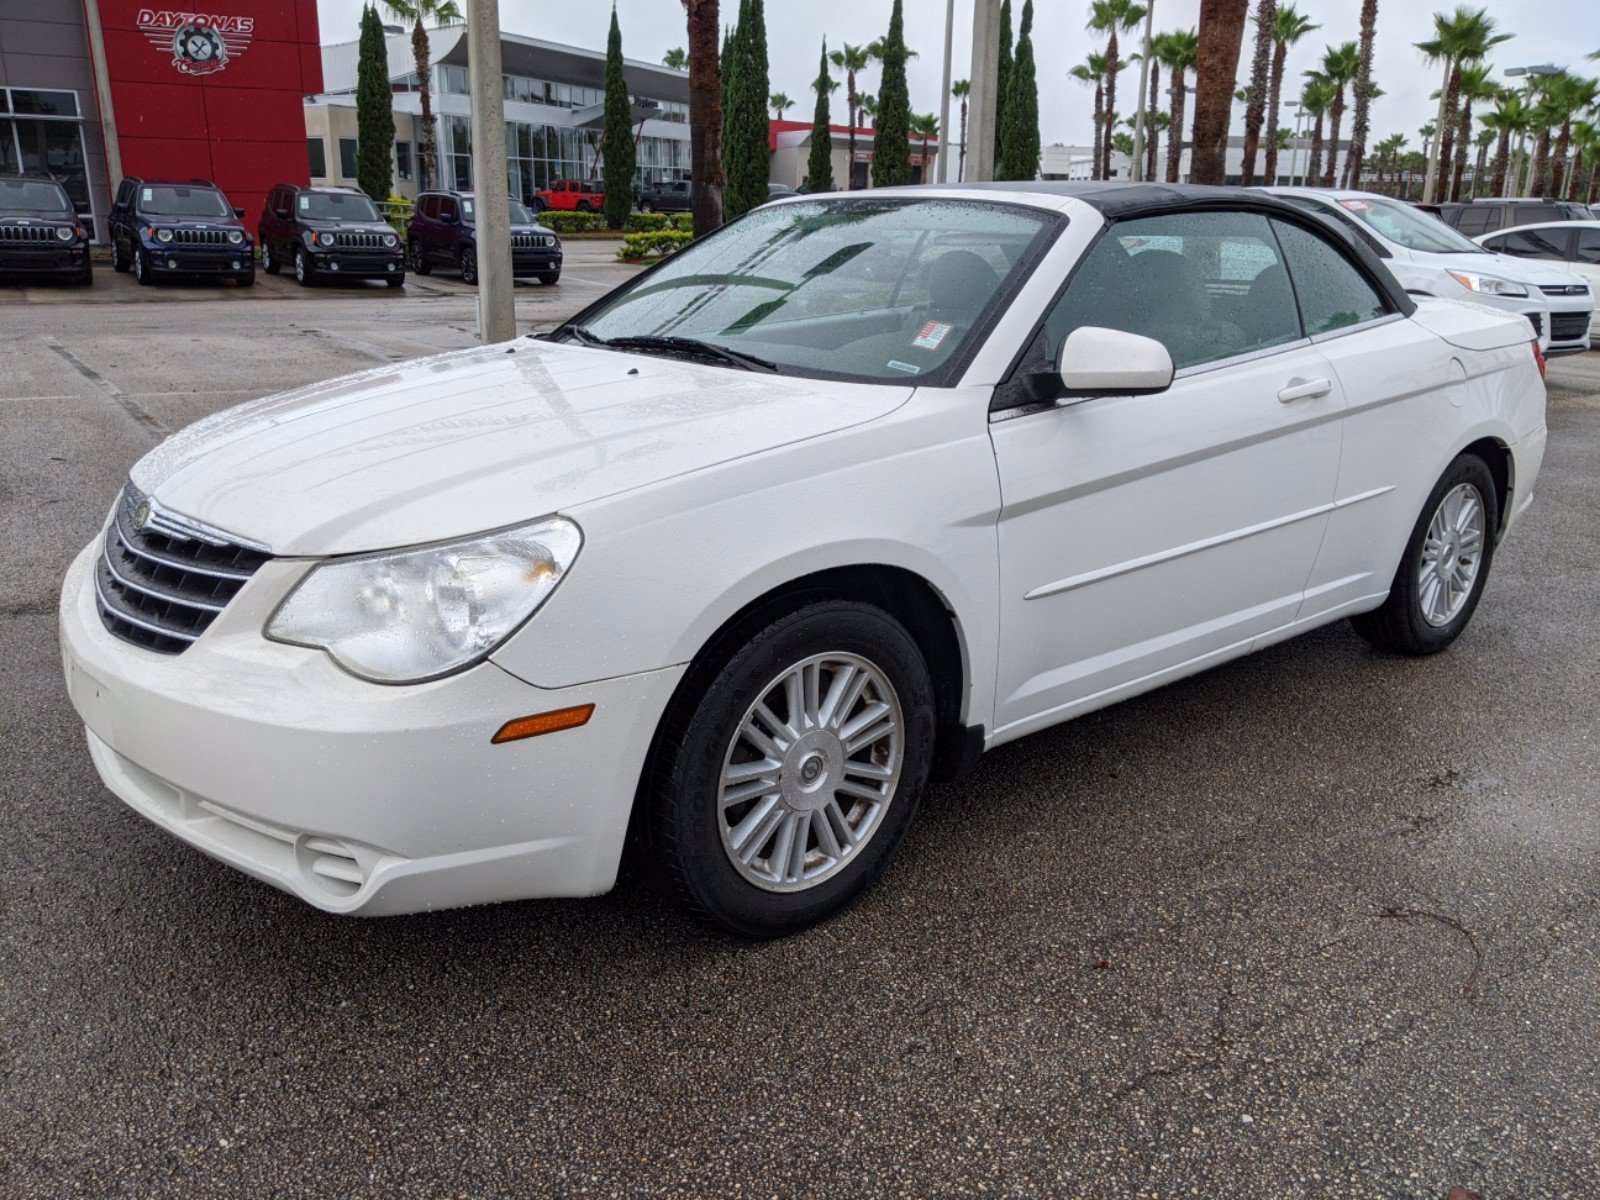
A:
512,250,562,276
308,249,405,279
147,246,252,276
59,540,682,915
1484,293,1593,355
0,244,90,276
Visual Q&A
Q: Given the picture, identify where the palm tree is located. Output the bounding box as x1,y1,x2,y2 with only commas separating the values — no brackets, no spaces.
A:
681,0,724,235
951,79,971,181
1377,132,1406,194
1263,4,1319,186
1070,52,1112,180
1342,0,1379,188
1239,0,1275,185
1545,73,1599,196
1480,91,1526,197
829,42,873,189
377,0,463,190
1089,0,1149,181
770,91,794,121
1190,0,1251,185
858,93,878,129
662,47,688,70
1415,5,1512,204
1470,125,1495,198
1448,64,1498,200
1319,42,1360,186
1155,29,1198,183
1300,73,1336,184
910,112,940,179
1141,42,1163,181
1569,120,1600,201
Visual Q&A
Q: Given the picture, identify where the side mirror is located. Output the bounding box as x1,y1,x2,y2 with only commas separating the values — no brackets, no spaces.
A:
1051,326,1175,400
233,206,245,218
274,208,289,219
441,211,457,224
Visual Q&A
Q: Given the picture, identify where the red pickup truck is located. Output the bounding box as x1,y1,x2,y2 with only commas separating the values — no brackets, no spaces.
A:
535,179,605,213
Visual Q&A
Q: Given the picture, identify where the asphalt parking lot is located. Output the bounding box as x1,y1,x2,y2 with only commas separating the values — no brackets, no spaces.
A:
2,262,1598,1199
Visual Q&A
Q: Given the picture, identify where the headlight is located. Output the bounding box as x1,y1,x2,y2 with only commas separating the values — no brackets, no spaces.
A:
383,233,398,248
56,225,74,242
266,517,582,683
1448,271,1528,298
228,230,244,245
156,228,173,243
319,231,338,247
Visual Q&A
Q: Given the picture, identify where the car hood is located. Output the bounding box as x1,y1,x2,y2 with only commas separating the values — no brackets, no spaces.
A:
130,341,913,556
1420,249,1587,287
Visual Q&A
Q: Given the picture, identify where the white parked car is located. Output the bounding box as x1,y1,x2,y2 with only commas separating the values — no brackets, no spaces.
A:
1262,187,1594,356
60,183,1548,936
1473,219,1600,345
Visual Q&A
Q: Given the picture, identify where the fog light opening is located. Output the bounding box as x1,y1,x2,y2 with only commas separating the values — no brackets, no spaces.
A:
491,704,595,744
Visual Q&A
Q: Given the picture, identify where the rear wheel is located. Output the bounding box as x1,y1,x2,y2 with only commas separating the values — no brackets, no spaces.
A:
261,239,280,274
459,246,477,285
409,239,431,274
1351,453,1500,655
649,600,937,937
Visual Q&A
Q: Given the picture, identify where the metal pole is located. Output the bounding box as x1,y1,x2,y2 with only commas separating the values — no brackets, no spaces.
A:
967,0,1002,182
1130,0,1155,182
466,0,515,344
1422,58,1452,205
937,0,954,182
81,0,122,237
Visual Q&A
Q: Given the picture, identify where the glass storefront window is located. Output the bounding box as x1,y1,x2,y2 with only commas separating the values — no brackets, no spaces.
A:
11,90,78,117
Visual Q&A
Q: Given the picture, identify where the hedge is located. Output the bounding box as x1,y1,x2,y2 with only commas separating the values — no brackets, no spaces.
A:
541,209,695,234
617,230,694,261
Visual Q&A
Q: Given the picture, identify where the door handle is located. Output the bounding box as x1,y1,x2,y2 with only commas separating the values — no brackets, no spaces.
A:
1278,377,1333,403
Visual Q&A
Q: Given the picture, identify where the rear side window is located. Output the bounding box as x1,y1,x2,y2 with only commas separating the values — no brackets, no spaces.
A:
1045,210,1303,371
1453,206,1496,237
1496,228,1570,260
1271,219,1389,336
1575,228,1600,264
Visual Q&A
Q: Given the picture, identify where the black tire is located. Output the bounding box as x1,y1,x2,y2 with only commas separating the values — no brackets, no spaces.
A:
576,200,593,213
459,246,477,285
261,238,281,274
76,261,93,285
648,600,937,938
410,240,432,274
133,246,154,286
386,273,405,288
112,241,129,273
236,269,255,287
1351,453,1500,656
538,271,560,285
293,246,314,287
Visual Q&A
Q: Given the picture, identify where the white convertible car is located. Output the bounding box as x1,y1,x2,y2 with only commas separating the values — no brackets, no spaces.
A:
61,183,1547,936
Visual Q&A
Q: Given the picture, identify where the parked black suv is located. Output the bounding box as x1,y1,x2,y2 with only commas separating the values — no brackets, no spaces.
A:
406,190,562,285
258,183,405,287
636,179,692,213
109,177,253,286
0,174,91,284
1438,198,1596,238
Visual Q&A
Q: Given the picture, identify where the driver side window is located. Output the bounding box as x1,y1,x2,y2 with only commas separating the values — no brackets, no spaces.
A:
1045,210,1303,371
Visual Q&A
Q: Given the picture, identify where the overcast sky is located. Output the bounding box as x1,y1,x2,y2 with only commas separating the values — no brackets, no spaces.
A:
317,1,1600,153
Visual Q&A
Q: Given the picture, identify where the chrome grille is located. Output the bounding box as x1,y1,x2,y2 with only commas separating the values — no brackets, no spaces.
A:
173,229,228,246
95,484,270,654
0,225,55,242
1551,311,1591,342
1539,283,1589,297
513,233,554,249
336,231,388,249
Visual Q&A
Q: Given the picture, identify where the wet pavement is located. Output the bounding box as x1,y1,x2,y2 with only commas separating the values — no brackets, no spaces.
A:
2,276,1597,1198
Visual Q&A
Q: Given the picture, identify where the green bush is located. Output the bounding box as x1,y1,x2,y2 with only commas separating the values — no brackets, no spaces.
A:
625,211,672,232
541,210,609,234
617,230,693,261
668,211,694,231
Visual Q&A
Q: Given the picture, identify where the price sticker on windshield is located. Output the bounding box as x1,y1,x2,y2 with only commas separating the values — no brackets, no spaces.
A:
913,320,953,351
1338,199,1372,212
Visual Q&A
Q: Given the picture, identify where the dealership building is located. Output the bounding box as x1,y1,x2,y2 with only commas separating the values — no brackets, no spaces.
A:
0,1,323,240
308,26,692,203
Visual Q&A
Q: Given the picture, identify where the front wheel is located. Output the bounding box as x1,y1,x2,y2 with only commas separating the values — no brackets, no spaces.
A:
538,271,560,286
112,240,129,273
293,246,314,286
1351,453,1500,655
133,246,154,286
648,600,937,937
576,200,593,213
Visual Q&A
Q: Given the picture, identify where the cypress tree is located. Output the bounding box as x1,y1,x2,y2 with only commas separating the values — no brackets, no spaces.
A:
599,6,636,230
354,4,394,202
997,0,1038,180
871,0,911,186
992,0,1012,165
723,0,770,219
807,39,836,192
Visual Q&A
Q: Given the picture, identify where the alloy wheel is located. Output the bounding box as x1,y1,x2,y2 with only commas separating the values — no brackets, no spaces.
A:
1418,482,1486,627
717,652,904,894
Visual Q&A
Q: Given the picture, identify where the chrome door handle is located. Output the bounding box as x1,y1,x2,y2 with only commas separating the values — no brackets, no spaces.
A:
1278,377,1333,403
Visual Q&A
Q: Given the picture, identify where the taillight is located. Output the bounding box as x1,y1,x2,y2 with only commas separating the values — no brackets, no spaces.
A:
1532,339,1547,381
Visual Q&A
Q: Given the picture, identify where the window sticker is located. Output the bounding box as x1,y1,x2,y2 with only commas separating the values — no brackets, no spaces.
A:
912,320,952,351
141,187,153,203
886,360,922,374
1338,198,1371,212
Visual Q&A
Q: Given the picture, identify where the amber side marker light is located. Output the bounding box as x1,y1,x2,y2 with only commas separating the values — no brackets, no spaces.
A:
491,704,595,744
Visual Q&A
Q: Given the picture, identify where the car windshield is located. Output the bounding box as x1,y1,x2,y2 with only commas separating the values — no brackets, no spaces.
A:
508,200,533,224
141,185,232,218
573,198,1056,383
297,192,382,221
0,179,71,213
1335,196,1484,254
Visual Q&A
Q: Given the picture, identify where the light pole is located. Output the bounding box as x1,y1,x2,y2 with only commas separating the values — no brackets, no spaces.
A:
1504,64,1557,198
1130,0,1156,182
1289,104,1308,186
465,0,514,344
937,0,954,182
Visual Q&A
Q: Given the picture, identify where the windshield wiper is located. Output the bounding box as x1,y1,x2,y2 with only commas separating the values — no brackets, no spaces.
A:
567,330,778,373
